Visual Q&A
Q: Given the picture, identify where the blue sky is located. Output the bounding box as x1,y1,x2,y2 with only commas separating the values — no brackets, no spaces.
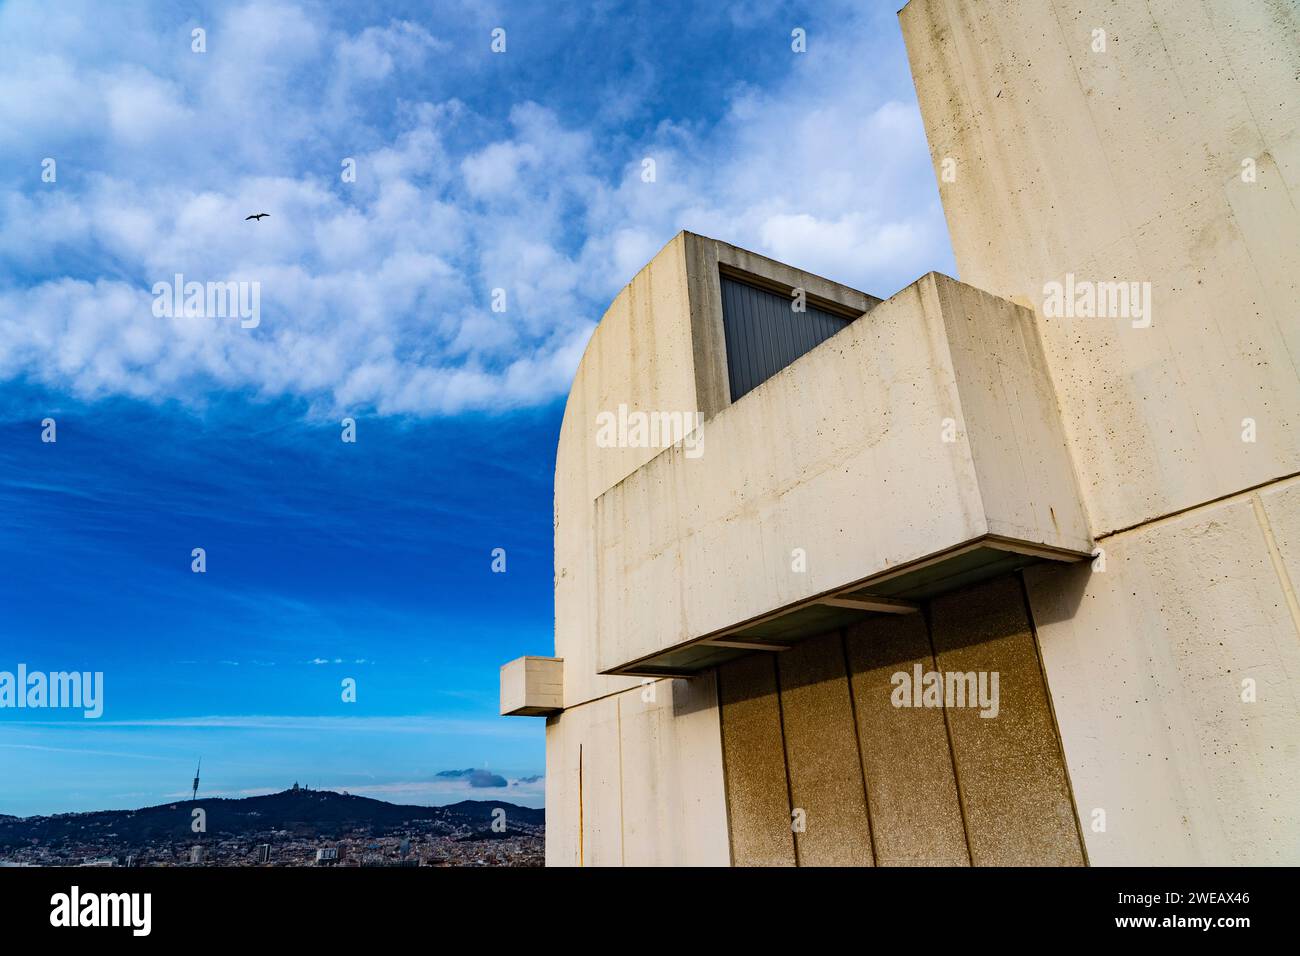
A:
0,0,954,816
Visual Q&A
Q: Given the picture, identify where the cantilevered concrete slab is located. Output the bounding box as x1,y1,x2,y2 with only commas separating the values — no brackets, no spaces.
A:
593,270,1092,676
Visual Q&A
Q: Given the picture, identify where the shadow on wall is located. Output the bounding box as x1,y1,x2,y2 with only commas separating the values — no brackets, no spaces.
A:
715,571,1089,866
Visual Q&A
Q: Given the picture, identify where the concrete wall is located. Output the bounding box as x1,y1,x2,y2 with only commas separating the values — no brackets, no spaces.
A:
553,233,698,711
718,574,1085,865
902,0,1300,864
544,675,731,866
846,613,969,865
545,233,884,862
543,232,1094,863
595,273,1091,673
546,233,727,864
1025,480,1300,864
901,0,1300,534
553,232,877,704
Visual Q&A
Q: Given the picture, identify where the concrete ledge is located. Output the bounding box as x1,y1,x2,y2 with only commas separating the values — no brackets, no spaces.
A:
499,656,563,716
593,272,1093,675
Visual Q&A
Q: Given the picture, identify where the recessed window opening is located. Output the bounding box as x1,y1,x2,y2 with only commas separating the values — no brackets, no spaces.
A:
719,271,858,402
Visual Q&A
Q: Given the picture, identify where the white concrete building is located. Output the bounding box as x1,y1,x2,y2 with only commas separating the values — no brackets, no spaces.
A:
501,0,1300,865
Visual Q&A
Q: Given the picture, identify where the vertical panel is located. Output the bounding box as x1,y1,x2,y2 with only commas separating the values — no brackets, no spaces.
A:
900,0,1300,535
1027,488,1300,865
558,696,623,867
846,614,971,865
719,274,852,401
618,675,731,866
776,632,875,866
930,575,1085,866
543,714,576,867
718,654,796,866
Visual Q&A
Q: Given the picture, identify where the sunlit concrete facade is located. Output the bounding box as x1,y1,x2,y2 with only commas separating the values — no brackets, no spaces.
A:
502,0,1300,865
900,0,1300,865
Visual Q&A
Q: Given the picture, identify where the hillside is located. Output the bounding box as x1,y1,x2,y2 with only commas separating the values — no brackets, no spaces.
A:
0,788,543,848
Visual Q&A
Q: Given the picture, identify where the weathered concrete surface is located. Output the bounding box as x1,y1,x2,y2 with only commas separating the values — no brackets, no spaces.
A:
718,654,796,866
846,615,970,865
543,675,730,866
901,0,1300,536
544,695,621,866
499,656,562,716
776,633,875,866
543,234,888,864
1025,482,1300,865
717,589,1089,866
595,273,1090,673
528,225,1098,864
902,0,1300,865
1259,480,1300,596
553,233,877,706
618,674,731,866
931,576,1085,866
553,234,697,712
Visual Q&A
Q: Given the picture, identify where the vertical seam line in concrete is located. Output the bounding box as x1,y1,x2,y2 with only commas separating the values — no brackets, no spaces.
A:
1018,570,1091,867
840,628,879,866
714,667,737,867
616,701,625,867
926,601,976,866
1251,492,1300,644
772,652,800,867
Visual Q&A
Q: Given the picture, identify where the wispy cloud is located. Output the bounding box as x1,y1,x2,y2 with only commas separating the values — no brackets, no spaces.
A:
18,714,540,737
0,743,173,761
0,0,950,419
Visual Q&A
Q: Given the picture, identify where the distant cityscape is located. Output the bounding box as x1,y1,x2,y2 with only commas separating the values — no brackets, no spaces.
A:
0,783,543,867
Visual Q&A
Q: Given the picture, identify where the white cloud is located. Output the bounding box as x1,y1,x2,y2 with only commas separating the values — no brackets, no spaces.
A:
335,20,448,83
0,0,952,418
103,70,194,144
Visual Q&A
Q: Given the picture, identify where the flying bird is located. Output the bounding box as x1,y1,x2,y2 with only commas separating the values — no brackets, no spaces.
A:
245,212,270,221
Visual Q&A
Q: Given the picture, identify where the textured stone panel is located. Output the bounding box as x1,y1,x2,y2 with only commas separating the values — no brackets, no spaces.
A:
846,614,970,865
718,653,796,866
776,632,875,866
930,575,1085,866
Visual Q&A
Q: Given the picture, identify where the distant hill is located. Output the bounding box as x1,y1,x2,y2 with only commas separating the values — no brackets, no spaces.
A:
0,788,543,848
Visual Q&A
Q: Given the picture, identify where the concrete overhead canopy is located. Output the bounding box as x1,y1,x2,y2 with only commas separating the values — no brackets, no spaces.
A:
544,233,1092,701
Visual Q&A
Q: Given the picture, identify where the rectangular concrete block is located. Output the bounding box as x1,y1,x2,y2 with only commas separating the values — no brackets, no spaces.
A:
500,656,563,716
596,272,1091,675
845,614,970,865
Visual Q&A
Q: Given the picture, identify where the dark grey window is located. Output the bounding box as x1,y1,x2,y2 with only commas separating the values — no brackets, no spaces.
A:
719,273,855,402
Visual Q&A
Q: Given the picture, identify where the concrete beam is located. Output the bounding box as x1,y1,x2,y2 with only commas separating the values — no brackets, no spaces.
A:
499,656,563,717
